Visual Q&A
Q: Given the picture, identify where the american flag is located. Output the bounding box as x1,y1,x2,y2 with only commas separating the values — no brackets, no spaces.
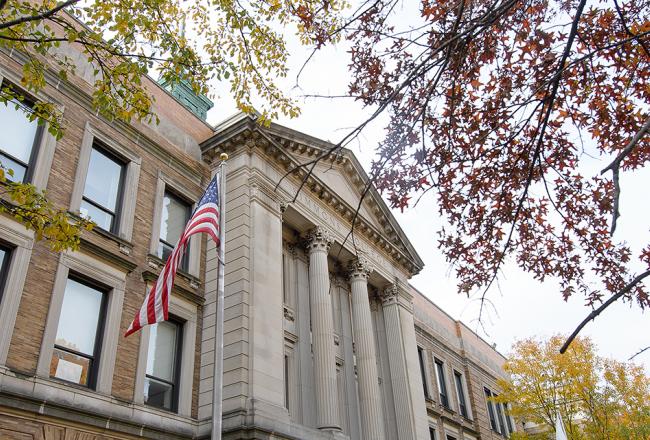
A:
125,174,221,337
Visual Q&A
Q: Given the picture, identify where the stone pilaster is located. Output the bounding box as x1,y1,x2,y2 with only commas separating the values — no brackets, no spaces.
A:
348,257,385,440
305,226,341,432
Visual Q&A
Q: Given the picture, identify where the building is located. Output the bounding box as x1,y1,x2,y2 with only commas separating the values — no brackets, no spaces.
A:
0,44,516,440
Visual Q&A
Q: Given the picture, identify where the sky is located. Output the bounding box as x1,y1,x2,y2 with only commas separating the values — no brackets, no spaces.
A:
203,16,650,373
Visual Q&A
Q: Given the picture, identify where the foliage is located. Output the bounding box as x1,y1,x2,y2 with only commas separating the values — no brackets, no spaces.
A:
296,0,650,340
0,164,93,252
0,0,346,135
495,335,650,440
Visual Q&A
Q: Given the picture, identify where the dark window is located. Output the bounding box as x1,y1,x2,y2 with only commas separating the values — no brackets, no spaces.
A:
429,427,436,440
446,436,457,440
284,354,290,410
435,359,449,408
0,244,12,305
418,346,430,398
49,276,106,388
505,402,514,433
80,144,125,232
158,191,191,271
485,388,498,431
0,86,41,183
495,394,507,435
144,318,183,412
454,371,468,417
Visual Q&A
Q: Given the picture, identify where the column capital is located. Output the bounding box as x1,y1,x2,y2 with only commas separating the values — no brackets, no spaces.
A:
348,256,372,281
305,226,332,253
380,283,399,306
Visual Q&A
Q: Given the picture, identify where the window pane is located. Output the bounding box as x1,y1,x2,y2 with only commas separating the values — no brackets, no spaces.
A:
83,147,123,212
80,199,114,231
55,278,103,355
160,192,190,245
0,100,37,165
0,246,9,304
144,376,173,410
0,153,27,182
50,348,91,386
146,320,178,382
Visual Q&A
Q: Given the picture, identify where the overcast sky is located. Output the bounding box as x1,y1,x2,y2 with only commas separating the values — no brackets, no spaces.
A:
204,21,650,373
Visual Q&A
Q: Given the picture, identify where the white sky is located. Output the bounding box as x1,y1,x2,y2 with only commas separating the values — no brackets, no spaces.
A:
203,18,650,373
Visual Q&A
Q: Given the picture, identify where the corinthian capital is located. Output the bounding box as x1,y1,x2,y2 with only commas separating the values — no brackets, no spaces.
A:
379,283,399,305
305,226,332,253
348,256,372,281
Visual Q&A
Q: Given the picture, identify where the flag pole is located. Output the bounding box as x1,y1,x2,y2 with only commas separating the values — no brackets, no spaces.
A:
211,153,228,440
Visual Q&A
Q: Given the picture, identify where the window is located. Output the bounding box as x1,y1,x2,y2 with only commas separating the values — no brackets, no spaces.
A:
144,319,183,412
494,393,508,435
284,354,290,410
418,346,430,398
0,243,12,305
435,358,449,408
446,436,457,440
158,191,191,271
0,88,41,183
454,370,468,418
79,143,125,232
504,402,514,433
429,427,436,440
49,276,106,388
485,388,498,432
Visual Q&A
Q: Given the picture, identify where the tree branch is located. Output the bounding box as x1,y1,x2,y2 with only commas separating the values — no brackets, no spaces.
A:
0,0,80,31
560,269,650,353
600,116,650,235
628,345,650,361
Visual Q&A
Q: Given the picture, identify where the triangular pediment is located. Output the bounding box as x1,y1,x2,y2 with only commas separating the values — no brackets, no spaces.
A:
201,113,424,276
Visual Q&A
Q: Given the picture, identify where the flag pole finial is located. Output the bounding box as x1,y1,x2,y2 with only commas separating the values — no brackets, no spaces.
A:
220,153,229,161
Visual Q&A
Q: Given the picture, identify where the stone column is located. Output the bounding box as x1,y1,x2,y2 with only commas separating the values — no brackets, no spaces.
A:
349,257,385,440
381,284,416,440
306,226,341,432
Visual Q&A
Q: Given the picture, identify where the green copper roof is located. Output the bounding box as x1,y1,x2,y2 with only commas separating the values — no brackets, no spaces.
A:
159,78,214,121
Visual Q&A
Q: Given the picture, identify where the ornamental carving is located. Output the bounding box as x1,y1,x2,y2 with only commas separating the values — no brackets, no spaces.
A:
380,283,399,305
348,256,372,280
305,226,332,253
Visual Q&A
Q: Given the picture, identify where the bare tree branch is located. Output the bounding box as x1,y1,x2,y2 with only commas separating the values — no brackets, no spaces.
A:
600,116,650,235
628,345,650,361
0,0,79,31
560,269,650,354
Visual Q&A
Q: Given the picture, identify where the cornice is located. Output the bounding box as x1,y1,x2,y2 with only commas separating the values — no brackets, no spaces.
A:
201,117,424,277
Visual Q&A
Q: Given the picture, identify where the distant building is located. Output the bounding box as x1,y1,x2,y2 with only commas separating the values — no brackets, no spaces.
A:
0,44,516,439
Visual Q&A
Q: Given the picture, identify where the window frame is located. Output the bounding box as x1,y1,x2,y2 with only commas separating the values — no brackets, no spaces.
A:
50,273,109,389
0,83,44,184
80,141,127,234
69,122,141,242
485,387,499,433
434,358,449,409
158,189,192,272
0,215,34,366
454,370,469,418
0,241,14,306
418,346,431,399
143,316,184,413
0,71,59,192
36,251,126,395
149,171,202,278
134,293,197,417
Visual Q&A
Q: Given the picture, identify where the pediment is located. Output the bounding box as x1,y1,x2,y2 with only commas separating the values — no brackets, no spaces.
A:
201,113,424,276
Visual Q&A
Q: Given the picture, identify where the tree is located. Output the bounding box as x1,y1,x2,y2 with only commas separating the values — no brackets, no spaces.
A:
0,0,344,135
0,0,341,251
289,0,650,349
494,335,650,440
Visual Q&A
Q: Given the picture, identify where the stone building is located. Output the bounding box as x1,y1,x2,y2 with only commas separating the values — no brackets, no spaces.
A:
0,44,516,440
